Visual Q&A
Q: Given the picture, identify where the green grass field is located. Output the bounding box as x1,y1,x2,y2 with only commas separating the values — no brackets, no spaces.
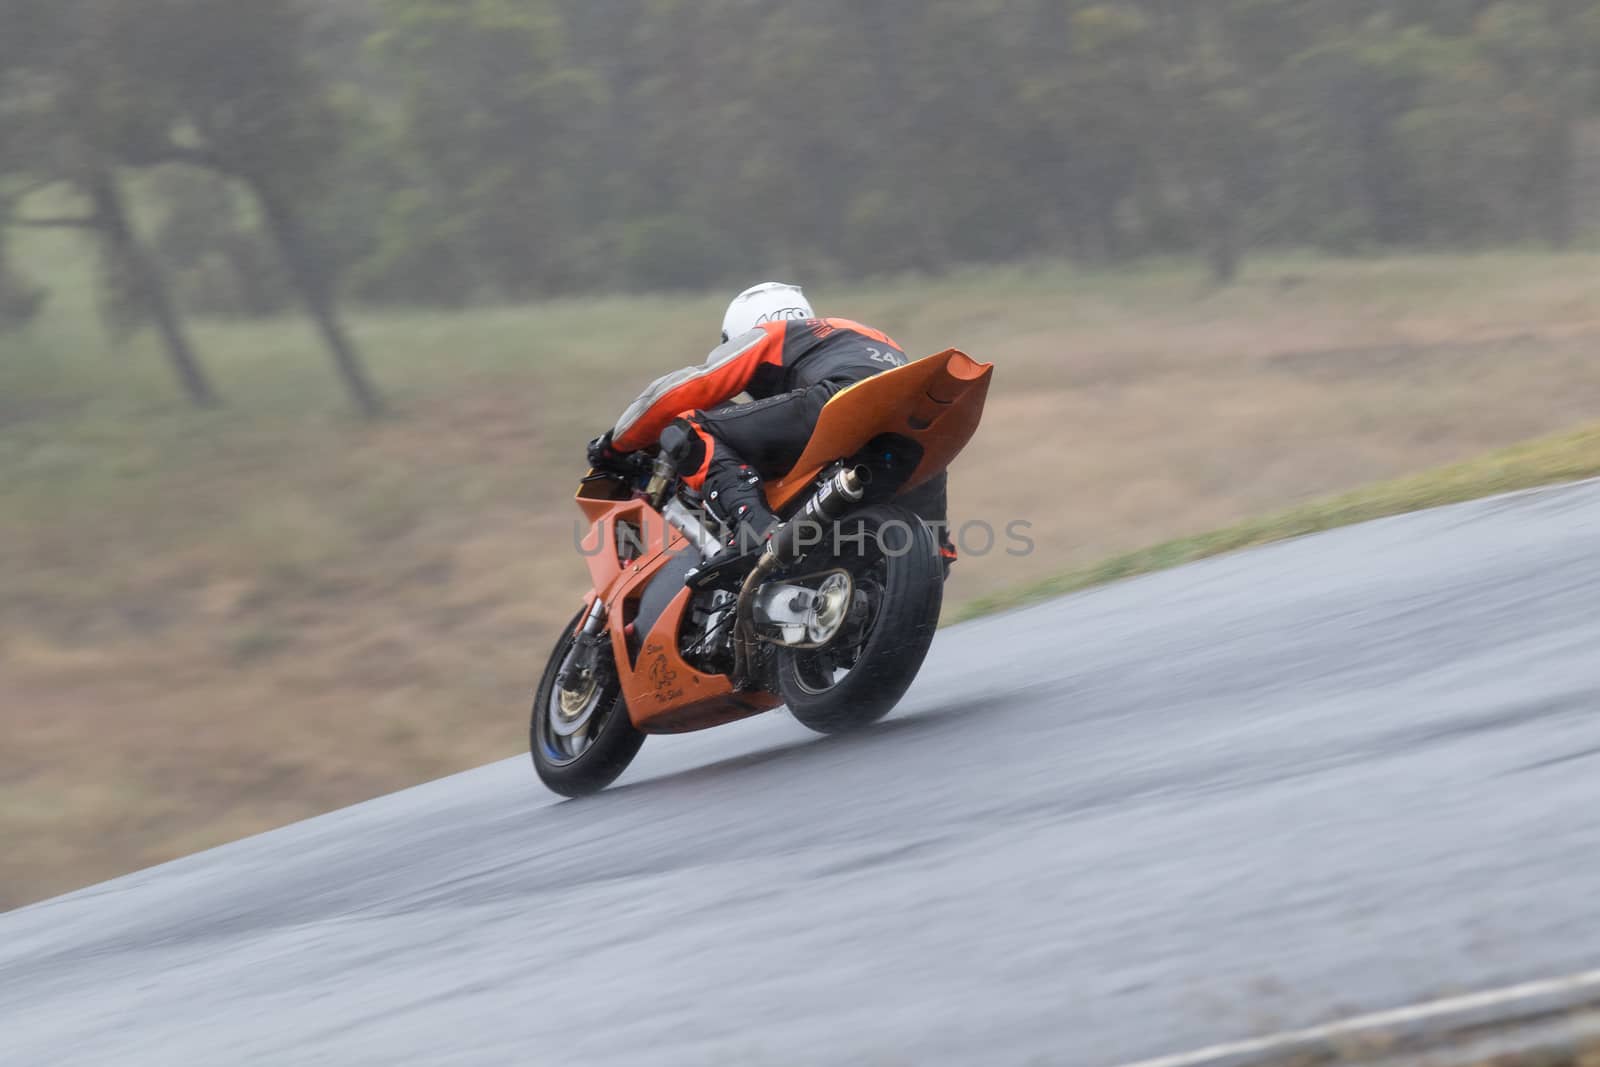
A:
5,230,1600,907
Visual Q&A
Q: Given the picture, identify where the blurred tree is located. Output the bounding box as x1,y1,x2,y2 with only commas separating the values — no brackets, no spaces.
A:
0,0,219,404
0,226,47,333
372,0,606,297
110,0,385,414
0,0,385,413
148,169,288,318
1053,2,1159,264
9,0,1600,324
1470,0,1599,246
1139,2,1269,283
0,48,47,331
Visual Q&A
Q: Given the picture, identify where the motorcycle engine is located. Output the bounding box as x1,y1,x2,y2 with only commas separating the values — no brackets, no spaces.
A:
680,589,738,674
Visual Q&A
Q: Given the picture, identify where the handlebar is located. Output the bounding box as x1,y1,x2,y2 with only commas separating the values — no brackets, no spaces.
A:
589,447,656,481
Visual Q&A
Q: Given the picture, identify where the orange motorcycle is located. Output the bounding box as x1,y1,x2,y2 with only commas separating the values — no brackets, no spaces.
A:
530,349,993,796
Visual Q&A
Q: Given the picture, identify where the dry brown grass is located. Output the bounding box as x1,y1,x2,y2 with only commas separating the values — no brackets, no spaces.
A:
5,250,1600,908
1245,1025,1600,1066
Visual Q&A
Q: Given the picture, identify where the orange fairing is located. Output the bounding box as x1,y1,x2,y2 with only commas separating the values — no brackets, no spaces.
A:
573,485,681,595
616,585,782,733
571,481,782,734
764,349,993,513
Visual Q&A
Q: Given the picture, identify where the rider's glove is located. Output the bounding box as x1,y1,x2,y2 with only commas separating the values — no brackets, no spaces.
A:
587,430,622,470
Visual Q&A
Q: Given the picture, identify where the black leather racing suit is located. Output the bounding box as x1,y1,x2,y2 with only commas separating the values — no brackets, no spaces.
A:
611,317,952,555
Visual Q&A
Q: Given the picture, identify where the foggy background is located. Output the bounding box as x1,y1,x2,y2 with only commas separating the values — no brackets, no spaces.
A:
5,1,1600,354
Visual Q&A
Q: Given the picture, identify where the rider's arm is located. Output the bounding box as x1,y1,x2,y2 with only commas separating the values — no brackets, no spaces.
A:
611,324,785,452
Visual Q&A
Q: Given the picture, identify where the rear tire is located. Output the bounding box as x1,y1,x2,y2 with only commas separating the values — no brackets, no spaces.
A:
778,504,943,734
530,610,645,797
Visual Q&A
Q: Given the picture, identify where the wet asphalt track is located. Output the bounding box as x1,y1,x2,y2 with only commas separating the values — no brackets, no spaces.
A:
4,480,1600,1066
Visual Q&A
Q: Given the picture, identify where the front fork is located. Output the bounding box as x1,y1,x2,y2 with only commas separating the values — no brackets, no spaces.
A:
556,598,609,693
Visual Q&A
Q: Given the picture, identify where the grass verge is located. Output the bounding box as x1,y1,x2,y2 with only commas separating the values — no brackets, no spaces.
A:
951,421,1600,623
1457,1035,1600,1067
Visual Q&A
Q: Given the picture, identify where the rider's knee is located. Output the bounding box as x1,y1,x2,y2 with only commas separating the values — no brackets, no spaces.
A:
657,418,700,467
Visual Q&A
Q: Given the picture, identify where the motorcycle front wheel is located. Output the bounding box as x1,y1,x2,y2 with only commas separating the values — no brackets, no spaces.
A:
778,503,944,734
530,609,645,797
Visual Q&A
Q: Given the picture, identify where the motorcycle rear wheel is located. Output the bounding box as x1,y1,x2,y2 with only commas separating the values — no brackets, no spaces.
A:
778,503,943,734
530,609,645,797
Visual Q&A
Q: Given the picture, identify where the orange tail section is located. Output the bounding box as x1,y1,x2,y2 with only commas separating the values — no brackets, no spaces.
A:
765,349,993,513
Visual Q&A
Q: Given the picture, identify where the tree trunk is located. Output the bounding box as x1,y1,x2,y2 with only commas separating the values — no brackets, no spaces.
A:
252,178,383,417
1205,192,1241,286
1539,118,1577,250
87,169,219,408
1207,230,1240,285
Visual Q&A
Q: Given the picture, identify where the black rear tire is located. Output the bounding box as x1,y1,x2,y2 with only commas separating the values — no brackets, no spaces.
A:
530,610,645,797
778,503,943,734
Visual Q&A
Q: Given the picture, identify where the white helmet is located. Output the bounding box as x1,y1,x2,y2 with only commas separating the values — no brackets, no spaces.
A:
721,282,814,342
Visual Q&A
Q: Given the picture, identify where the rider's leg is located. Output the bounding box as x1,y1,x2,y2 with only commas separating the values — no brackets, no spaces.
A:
702,457,776,550
688,383,838,551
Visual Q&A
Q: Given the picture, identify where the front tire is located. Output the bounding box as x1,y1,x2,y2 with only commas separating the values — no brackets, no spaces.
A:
530,609,645,797
778,504,944,734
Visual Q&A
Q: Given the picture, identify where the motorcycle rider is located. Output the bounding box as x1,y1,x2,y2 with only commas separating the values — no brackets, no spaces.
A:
588,282,954,580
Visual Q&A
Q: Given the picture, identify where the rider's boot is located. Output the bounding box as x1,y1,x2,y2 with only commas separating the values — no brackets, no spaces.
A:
687,462,779,591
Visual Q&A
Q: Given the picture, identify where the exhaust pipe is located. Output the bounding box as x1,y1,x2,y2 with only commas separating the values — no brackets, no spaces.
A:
765,466,870,565
733,466,870,685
